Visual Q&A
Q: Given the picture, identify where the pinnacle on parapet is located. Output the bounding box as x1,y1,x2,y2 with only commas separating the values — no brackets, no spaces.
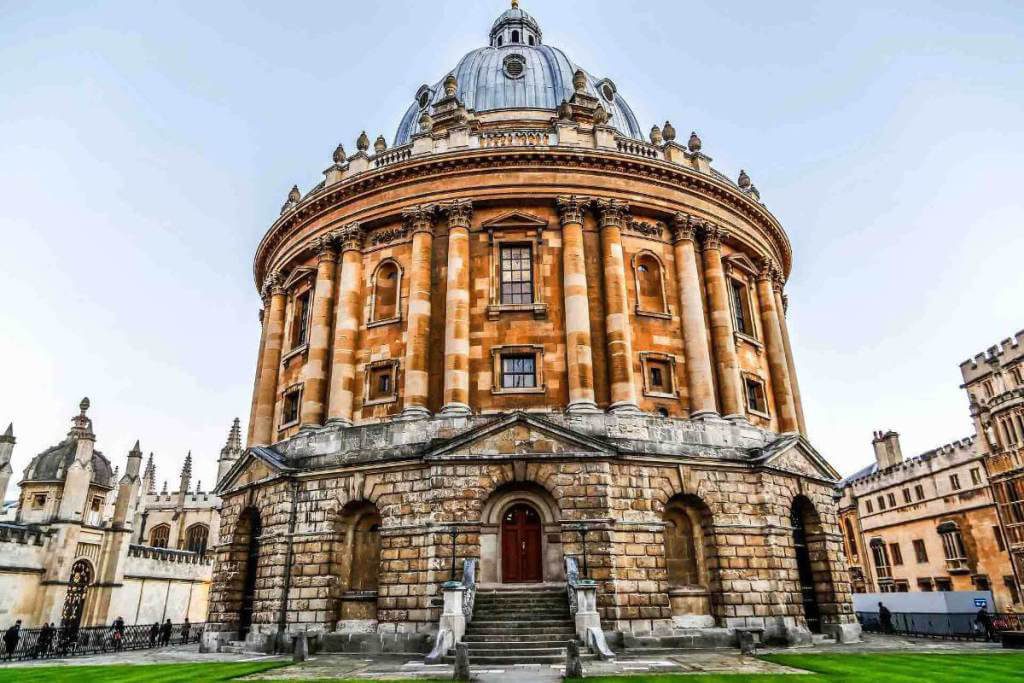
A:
356,131,370,152
80,397,90,414
196,480,202,494
3,423,12,437
129,440,142,457
181,451,193,479
649,125,662,145
688,130,701,153
662,121,676,142
161,480,168,494
738,169,751,190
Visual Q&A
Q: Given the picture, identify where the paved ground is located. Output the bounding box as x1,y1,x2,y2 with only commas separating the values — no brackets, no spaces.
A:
0,633,1006,681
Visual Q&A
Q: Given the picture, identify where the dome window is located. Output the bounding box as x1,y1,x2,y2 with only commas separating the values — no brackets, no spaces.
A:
511,30,520,43
503,54,526,79
415,85,433,110
597,78,617,102
497,35,503,46
528,35,535,45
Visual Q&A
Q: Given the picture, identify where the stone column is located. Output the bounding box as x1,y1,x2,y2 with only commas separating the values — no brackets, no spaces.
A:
557,195,599,413
671,213,717,418
326,223,365,425
756,258,798,433
252,272,286,445
401,205,437,419
441,199,473,416
701,224,743,419
299,235,338,429
596,199,639,413
774,281,808,434
246,303,269,446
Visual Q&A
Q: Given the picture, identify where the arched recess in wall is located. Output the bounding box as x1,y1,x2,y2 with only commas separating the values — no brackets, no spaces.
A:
61,558,93,630
149,523,170,548
237,507,262,639
663,494,717,626
632,251,669,315
331,500,382,625
185,523,210,554
369,259,402,323
791,495,837,635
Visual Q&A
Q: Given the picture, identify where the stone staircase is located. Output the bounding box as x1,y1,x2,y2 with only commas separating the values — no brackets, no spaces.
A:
445,585,590,665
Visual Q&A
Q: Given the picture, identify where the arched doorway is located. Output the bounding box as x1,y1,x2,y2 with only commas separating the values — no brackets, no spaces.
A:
238,508,262,639
332,500,383,624
61,559,93,632
662,494,716,626
501,503,542,583
791,497,822,633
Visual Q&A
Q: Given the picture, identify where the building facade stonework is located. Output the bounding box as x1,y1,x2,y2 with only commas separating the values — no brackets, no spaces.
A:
206,3,859,654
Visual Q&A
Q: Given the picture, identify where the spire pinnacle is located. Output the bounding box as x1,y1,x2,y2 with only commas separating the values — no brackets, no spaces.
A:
129,440,142,457
3,423,12,437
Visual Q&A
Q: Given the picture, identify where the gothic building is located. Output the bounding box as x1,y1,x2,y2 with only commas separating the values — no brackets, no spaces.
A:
206,3,859,655
0,400,238,629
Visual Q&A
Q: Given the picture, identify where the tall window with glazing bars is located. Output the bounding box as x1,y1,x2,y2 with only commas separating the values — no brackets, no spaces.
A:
499,245,533,304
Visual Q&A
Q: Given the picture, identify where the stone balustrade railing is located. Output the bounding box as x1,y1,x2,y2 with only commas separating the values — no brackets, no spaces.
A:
0,523,48,546
373,144,413,168
615,136,661,159
480,129,551,148
128,543,212,565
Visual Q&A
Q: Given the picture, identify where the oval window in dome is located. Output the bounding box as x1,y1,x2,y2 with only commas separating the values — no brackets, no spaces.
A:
503,54,526,79
597,78,617,102
415,85,433,110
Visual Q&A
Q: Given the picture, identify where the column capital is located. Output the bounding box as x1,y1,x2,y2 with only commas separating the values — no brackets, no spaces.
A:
595,198,630,230
700,222,727,251
670,212,703,243
757,256,777,282
334,222,365,252
402,203,437,236
313,234,338,262
443,199,473,230
556,195,591,226
261,270,285,298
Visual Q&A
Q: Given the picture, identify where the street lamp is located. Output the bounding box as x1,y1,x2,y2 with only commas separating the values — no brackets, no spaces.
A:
572,523,590,579
448,525,459,582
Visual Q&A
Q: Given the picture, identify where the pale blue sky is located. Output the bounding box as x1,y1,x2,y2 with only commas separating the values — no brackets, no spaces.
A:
1,1,1022,489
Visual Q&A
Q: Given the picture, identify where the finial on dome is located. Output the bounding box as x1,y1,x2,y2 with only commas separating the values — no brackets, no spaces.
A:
443,73,458,97
374,135,387,153
511,0,519,7
662,121,676,142
356,131,370,152
332,143,346,163
688,130,702,153
80,397,90,415
572,69,587,94
650,125,663,145
738,169,751,189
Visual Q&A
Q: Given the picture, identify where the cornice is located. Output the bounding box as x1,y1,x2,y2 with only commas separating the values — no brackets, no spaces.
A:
253,147,793,289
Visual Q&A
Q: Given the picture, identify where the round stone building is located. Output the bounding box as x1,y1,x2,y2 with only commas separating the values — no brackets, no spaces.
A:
206,3,859,656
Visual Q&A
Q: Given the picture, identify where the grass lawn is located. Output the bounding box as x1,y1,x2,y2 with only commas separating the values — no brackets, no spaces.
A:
0,662,288,683
569,652,1024,683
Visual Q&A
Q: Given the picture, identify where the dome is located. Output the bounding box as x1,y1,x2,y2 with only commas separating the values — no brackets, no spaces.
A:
24,438,113,486
394,4,643,146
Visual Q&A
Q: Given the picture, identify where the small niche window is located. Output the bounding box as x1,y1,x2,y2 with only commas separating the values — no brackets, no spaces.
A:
500,245,533,304
633,252,668,315
935,577,953,591
970,467,982,485
528,35,535,45
889,542,903,565
914,484,925,500
729,278,755,338
32,494,47,509
281,386,301,428
974,575,990,591
938,521,968,572
150,524,170,549
370,260,402,324
950,473,961,491
877,495,886,511
511,30,520,43
291,290,311,348
364,360,399,405
492,346,544,394
641,353,677,399
743,376,768,416
995,525,1005,552
902,488,912,504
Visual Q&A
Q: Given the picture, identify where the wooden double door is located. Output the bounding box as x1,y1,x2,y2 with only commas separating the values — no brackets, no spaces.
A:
501,503,543,583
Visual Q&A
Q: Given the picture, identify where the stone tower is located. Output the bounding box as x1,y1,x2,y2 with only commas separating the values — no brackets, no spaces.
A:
0,424,14,503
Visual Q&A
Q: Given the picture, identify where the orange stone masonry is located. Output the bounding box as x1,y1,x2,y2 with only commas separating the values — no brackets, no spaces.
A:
326,224,365,424
757,259,798,433
700,226,743,419
596,199,639,413
299,237,338,428
557,195,598,413
251,275,285,445
670,213,716,418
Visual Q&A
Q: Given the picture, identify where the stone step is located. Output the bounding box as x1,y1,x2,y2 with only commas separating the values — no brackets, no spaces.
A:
474,600,568,607
469,619,574,628
443,652,594,665
467,626,576,636
464,644,568,655
473,610,570,618
464,633,577,643
465,638,572,648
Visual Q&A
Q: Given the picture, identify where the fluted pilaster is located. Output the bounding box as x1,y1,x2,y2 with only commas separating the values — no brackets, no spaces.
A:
252,272,286,445
441,199,473,415
757,258,798,432
299,235,339,428
326,223,365,424
596,198,639,413
671,213,717,418
701,224,743,419
557,195,599,412
401,205,437,418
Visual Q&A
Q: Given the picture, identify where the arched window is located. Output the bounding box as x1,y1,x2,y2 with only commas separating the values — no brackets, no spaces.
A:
633,252,667,314
497,36,503,46
150,524,170,548
528,35,535,45
185,523,210,554
663,496,710,587
370,260,401,323
511,30,520,43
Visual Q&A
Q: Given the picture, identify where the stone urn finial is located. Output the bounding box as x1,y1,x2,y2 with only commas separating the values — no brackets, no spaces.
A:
332,143,346,164
374,135,387,154
650,125,663,145
572,69,587,93
662,120,676,142
419,110,434,132
80,397,90,415
288,185,301,203
738,169,751,189
593,104,609,125
444,73,458,97
688,130,702,153
557,99,573,121
356,131,370,152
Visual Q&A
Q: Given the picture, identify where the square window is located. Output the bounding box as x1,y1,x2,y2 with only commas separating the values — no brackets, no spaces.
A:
866,499,874,514
501,354,536,389
970,468,982,486
744,377,767,415
889,543,903,565
935,578,952,591
364,361,399,405
915,484,925,501
887,493,896,507
913,539,928,563
499,245,533,305
32,494,46,509
642,356,675,397
917,578,933,592
877,495,886,511
282,388,301,427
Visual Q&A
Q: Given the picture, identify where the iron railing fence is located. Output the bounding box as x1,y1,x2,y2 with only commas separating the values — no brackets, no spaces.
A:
0,621,205,661
857,611,1022,640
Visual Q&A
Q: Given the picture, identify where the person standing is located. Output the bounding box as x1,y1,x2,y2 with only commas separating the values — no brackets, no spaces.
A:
159,619,172,646
149,622,159,647
181,618,191,644
38,623,53,658
112,616,125,651
3,620,21,660
977,606,995,642
878,602,893,634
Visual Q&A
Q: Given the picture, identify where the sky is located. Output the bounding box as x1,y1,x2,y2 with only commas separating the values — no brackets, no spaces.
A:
0,0,1022,490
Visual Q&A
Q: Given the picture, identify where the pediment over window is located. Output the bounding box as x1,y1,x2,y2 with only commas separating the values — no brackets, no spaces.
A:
424,412,616,460
281,266,316,290
216,446,292,494
724,253,760,277
752,434,841,482
481,211,549,232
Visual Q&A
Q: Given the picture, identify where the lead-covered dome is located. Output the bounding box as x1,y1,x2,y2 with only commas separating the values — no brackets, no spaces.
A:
394,3,643,145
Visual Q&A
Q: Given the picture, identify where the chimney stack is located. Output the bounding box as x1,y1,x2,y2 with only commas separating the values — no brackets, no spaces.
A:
871,429,903,469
